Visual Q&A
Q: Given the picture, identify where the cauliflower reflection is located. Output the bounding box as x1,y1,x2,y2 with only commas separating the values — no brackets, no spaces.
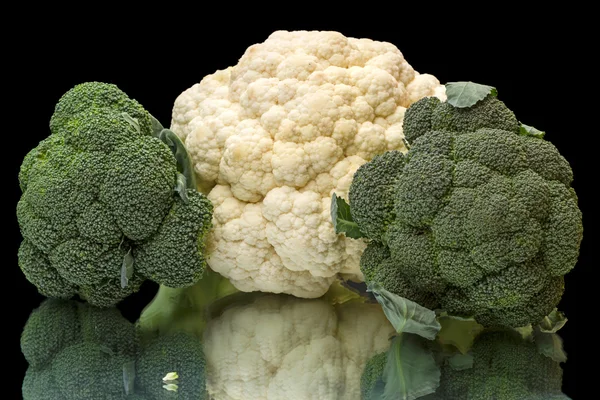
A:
202,292,394,400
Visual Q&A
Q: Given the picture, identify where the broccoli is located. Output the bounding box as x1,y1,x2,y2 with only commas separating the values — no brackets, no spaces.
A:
360,351,386,400
360,241,439,310
348,92,582,327
20,298,137,400
360,328,569,400
20,298,208,399
17,82,213,307
135,332,208,399
431,329,568,399
22,368,62,400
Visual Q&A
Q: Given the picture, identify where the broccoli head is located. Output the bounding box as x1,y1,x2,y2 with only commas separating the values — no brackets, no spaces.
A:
349,92,582,327
17,82,213,307
432,329,567,399
20,298,207,399
20,298,137,400
360,327,569,400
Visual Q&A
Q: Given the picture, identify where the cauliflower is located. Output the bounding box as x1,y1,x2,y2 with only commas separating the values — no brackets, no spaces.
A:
202,294,395,400
171,30,445,297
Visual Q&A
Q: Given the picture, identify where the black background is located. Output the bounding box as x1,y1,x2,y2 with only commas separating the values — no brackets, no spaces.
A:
8,10,593,399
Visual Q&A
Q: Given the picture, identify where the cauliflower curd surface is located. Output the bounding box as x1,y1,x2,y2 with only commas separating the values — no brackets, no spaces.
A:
171,30,445,297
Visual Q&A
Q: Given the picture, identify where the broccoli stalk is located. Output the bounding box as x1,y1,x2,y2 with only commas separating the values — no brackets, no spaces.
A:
136,267,239,344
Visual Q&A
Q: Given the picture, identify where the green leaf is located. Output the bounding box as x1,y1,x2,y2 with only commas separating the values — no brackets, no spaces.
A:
539,309,567,333
447,352,474,371
158,128,197,191
162,372,179,382
519,123,546,139
175,173,189,203
445,82,497,108
437,314,484,354
99,345,114,356
123,361,136,395
120,249,134,289
121,112,140,134
150,114,165,137
534,328,567,363
368,282,441,340
163,383,179,392
382,335,441,400
330,193,364,239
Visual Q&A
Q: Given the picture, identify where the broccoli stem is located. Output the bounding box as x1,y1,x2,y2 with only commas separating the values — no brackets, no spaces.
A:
136,268,238,344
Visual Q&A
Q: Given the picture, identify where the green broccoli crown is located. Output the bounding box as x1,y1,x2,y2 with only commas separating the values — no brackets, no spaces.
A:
21,298,207,399
20,298,137,400
361,328,569,400
350,94,582,327
135,332,207,399
17,82,213,307
434,329,566,399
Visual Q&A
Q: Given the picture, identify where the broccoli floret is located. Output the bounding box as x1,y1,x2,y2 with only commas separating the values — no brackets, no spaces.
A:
135,190,213,288
431,95,521,134
22,368,62,400
433,329,566,399
360,351,386,400
99,136,178,241
51,342,132,400
403,95,520,144
49,81,152,138
349,150,405,242
20,299,80,369
349,92,582,327
469,276,565,328
135,332,207,399
18,239,77,299
402,96,441,143
361,241,440,310
17,82,213,307
20,298,137,400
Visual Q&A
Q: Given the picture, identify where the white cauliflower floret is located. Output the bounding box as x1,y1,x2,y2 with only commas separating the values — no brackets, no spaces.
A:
203,294,395,400
172,30,446,297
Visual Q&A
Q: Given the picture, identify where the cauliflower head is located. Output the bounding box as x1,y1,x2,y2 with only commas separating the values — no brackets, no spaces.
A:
202,294,395,400
171,30,445,297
